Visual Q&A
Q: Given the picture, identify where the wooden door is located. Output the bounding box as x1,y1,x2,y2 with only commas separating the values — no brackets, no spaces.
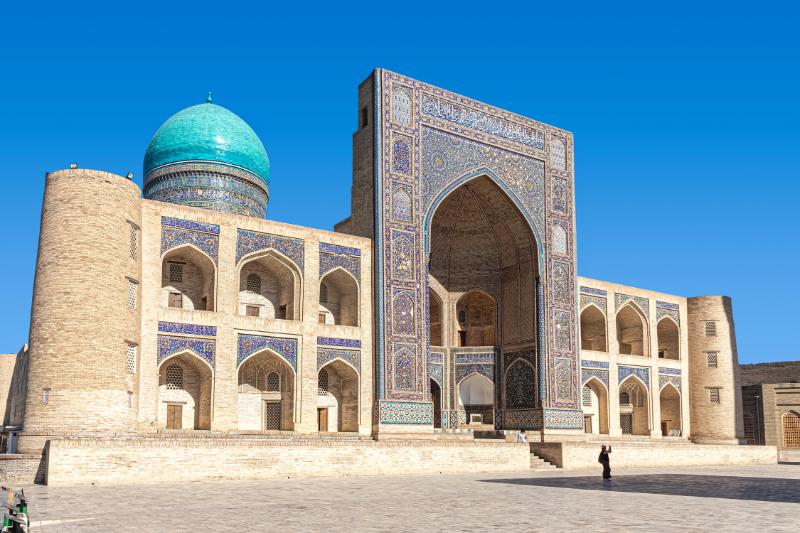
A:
661,421,669,436
318,408,328,431
166,404,182,429
584,415,592,434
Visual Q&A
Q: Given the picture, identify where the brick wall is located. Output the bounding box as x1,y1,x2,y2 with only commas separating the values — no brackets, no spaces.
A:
740,361,800,386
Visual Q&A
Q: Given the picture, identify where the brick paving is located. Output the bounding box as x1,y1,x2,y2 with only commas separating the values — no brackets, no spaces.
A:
14,464,800,532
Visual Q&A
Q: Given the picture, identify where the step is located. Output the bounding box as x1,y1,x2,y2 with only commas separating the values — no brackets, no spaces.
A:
530,453,558,470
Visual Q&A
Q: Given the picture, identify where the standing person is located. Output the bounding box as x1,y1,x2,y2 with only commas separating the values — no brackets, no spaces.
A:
598,444,612,480
517,430,527,443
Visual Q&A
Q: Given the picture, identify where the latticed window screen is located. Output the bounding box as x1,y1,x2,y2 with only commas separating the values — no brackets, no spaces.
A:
782,412,800,448
320,283,328,303
264,402,281,430
129,223,138,259
619,391,631,405
318,369,329,395
704,321,717,337
165,364,183,390
620,414,633,434
266,372,280,392
707,352,718,368
582,386,592,406
169,263,183,283
247,273,261,294
127,279,138,309
126,344,137,374
743,413,756,445
709,387,721,404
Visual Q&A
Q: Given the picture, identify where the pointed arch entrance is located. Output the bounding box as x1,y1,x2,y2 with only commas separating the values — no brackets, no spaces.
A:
237,350,295,431
158,351,213,430
659,383,682,436
427,175,541,426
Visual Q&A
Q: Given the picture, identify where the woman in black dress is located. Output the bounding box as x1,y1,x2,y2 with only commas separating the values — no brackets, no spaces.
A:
599,444,612,479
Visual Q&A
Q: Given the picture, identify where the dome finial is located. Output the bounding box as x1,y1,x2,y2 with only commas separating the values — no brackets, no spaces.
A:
206,91,213,104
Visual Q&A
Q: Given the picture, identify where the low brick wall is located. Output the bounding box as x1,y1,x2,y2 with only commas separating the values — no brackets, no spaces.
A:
45,438,531,486
0,454,45,484
530,441,777,469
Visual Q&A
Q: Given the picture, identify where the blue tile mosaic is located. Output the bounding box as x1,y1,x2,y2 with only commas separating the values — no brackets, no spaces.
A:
455,363,494,384
615,293,650,317
428,351,444,364
237,334,298,371
454,352,495,364
659,375,682,390
543,408,584,430
236,229,304,268
659,367,682,376
580,286,607,296
157,321,216,336
378,400,433,425
505,360,536,409
317,337,361,349
157,335,215,368
656,300,680,310
618,366,650,387
161,218,219,263
319,252,360,281
581,368,609,388
319,242,361,257
581,359,610,369
161,216,220,235
428,361,443,386
317,348,360,373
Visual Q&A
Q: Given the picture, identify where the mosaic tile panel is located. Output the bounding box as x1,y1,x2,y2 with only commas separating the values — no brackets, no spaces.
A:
581,368,610,388
160,219,219,263
656,300,679,310
505,360,536,409
378,400,432,425
317,348,360,373
580,294,607,313
549,134,567,171
393,344,416,390
502,409,542,429
659,374,682,390
157,321,216,336
543,408,584,430
455,363,494,384
657,306,680,324
428,362,443,386
428,351,444,364
161,216,220,235
317,337,362,348
391,134,412,175
554,358,574,403
454,352,495,364
441,409,467,429
615,293,650,317
552,223,568,255
391,289,416,336
618,366,650,387
319,252,360,281
581,359,610,369
237,334,298,372
319,242,361,256
580,286,607,296
157,335,215,368
659,367,682,376
391,183,413,222
236,229,304,269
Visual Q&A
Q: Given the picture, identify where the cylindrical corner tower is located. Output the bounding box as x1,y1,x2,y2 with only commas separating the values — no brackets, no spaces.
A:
142,99,271,218
687,296,744,444
22,169,142,450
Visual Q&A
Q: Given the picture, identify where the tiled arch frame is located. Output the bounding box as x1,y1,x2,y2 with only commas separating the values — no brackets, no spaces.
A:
373,70,580,429
236,246,305,321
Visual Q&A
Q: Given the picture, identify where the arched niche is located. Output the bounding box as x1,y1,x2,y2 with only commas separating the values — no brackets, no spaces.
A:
619,376,649,435
317,359,359,432
429,289,443,347
657,318,680,360
616,304,648,356
238,250,301,320
582,377,609,434
458,373,494,425
659,383,682,436
319,269,359,326
580,305,607,352
158,351,213,430
237,350,295,431
455,290,496,347
161,245,216,311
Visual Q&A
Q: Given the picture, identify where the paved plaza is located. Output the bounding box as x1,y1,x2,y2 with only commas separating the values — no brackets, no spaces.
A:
17,464,800,532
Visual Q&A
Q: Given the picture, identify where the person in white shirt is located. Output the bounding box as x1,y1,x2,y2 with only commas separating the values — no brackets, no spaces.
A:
517,429,527,443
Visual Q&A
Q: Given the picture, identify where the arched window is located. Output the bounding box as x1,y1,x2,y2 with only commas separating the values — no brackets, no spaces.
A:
165,364,183,390
582,385,592,406
318,369,329,395
619,391,630,405
265,371,280,392
247,273,262,294
320,283,329,303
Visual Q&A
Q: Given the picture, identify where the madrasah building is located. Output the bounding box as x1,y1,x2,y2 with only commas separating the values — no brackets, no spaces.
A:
0,70,777,484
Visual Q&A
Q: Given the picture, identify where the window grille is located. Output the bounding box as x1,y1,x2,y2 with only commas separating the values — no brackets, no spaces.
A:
709,387,721,404
320,283,328,303
266,372,280,392
706,352,718,368
783,411,800,448
165,364,183,390
126,344,137,374
704,321,717,337
582,386,592,407
129,223,138,259
169,263,183,284
127,279,138,309
318,369,329,395
43,388,50,405
620,414,633,434
247,273,261,294
743,413,756,445
619,391,630,405
264,402,281,430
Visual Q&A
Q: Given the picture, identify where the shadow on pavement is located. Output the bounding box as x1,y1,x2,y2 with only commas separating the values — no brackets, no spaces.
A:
482,474,800,503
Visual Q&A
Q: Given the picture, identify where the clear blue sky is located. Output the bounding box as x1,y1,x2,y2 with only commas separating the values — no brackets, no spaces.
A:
1,2,797,363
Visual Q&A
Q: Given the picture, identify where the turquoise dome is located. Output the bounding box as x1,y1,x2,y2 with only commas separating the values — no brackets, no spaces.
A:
144,102,270,184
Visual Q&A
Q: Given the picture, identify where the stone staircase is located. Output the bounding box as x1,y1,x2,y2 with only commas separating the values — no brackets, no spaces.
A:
530,452,558,470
